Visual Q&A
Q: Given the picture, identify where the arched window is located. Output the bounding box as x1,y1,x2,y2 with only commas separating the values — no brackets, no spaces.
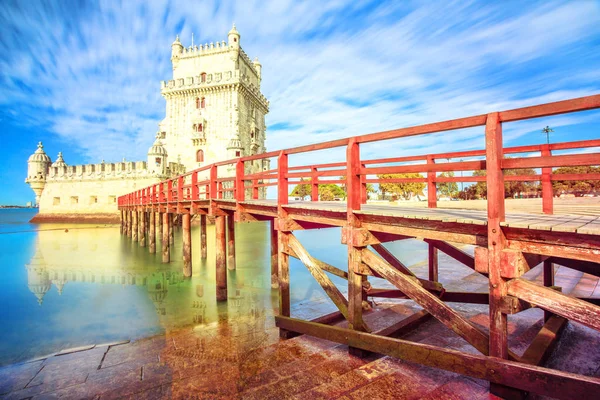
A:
197,124,203,132
195,97,200,108
201,97,205,108
196,150,204,163
201,73,206,83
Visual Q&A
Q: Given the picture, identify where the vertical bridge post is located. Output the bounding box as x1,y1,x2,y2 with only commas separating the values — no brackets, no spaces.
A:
541,144,553,214
346,138,369,355
277,150,291,338
183,213,192,277
162,212,170,263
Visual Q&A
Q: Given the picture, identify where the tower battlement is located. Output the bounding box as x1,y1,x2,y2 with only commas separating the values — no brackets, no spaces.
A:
46,160,185,182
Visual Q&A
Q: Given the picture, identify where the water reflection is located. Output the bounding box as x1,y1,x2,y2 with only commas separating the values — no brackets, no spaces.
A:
3,219,281,365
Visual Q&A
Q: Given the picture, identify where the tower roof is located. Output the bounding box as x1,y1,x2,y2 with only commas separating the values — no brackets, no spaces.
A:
148,137,168,156
228,23,239,36
172,35,182,47
28,142,51,163
51,152,67,168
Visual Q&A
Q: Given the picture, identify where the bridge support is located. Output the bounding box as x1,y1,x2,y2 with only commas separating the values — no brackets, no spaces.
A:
227,215,236,270
139,211,146,247
132,210,138,242
162,212,170,263
215,215,227,301
120,211,124,234
168,213,174,245
183,213,192,277
270,219,278,289
200,215,207,259
149,211,156,254
127,211,132,237
158,212,163,243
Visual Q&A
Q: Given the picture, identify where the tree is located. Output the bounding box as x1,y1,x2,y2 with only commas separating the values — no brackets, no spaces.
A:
437,172,459,198
290,178,311,200
552,166,600,195
377,173,425,200
319,183,346,200
503,168,538,198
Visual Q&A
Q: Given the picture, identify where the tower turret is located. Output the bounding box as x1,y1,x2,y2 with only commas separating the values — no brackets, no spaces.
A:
171,35,183,70
148,135,168,175
227,133,243,159
26,248,51,305
228,23,240,49
253,57,262,82
51,152,67,168
25,142,52,206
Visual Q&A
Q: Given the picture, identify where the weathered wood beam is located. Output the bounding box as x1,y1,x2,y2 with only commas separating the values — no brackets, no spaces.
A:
520,315,568,366
362,248,490,356
274,316,600,399
507,278,600,332
548,257,600,278
288,233,370,332
424,239,475,270
441,291,489,304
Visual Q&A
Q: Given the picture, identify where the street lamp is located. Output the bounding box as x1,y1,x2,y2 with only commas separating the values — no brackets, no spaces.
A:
542,126,554,145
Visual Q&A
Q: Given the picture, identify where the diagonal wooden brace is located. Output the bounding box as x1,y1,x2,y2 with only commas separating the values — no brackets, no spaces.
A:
288,234,370,332
361,247,490,356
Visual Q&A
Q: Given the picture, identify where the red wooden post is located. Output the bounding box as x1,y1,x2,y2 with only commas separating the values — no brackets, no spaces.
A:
486,112,514,397
177,176,183,201
132,209,138,242
360,163,368,204
541,144,553,214
278,151,289,206
167,180,173,203
149,210,156,254
218,182,223,199
159,182,165,203
191,171,198,200
543,260,554,322
346,139,361,214
139,209,146,247
235,159,245,201
427,155,437,208
311,167,319,201
428,244,438,282
210,165,217,199
270,219,278,289
252,179,259,199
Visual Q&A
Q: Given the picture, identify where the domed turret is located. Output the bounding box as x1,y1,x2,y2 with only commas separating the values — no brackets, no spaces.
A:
253,57,262,81
25,142,52,206
26,249,51,305
51,152,67,168
147,135,168,175
227,133,243,158
171,35,183,69
228,23,240,49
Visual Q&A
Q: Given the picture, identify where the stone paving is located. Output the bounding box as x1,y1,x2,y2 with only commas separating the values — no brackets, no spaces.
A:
1,262,599,399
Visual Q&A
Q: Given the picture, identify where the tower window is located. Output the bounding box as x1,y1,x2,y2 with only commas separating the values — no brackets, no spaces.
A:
233,38,237,42
201,97,205,108
201,73,206,83
235,151,241,157
197,124,203,132
196,97,200,108
155,157,162,166
196,150,204,162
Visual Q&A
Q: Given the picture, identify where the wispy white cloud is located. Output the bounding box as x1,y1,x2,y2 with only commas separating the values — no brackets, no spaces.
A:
0,0,599,165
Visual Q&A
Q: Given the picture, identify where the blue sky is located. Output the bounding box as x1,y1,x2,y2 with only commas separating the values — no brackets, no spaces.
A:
1,0,599,205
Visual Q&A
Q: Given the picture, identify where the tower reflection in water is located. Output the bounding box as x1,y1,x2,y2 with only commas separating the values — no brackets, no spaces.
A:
17,221,278,364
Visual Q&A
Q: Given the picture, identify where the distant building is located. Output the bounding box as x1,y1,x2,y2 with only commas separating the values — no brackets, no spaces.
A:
26,25,269,223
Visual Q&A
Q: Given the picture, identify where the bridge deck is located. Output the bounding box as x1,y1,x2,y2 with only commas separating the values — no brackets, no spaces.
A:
236,199,600,234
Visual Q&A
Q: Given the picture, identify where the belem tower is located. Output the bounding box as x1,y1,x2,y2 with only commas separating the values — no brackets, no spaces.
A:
25,25,269,223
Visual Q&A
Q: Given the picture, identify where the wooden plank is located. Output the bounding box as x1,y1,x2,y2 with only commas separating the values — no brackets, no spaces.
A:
520,316,568,366
441,292,489,304
500,94,600,122
502,153,600,169
506,240,600,264
548,256,600,278
275,316,600,399
362,248,490,356
507,278,600,331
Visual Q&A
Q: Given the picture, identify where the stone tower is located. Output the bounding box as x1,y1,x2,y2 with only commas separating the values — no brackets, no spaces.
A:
25,142,52,206
158,24,269,173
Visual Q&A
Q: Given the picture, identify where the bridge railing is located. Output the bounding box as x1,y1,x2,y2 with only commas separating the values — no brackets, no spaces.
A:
119,94,600,215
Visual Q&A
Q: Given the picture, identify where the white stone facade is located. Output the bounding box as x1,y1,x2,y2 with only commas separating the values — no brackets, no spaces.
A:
26,26,269,220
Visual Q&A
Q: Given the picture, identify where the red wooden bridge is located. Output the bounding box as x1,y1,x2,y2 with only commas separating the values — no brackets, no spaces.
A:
119,94,600,399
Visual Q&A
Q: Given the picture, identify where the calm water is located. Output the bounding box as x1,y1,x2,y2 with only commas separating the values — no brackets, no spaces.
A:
0,209,428,366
